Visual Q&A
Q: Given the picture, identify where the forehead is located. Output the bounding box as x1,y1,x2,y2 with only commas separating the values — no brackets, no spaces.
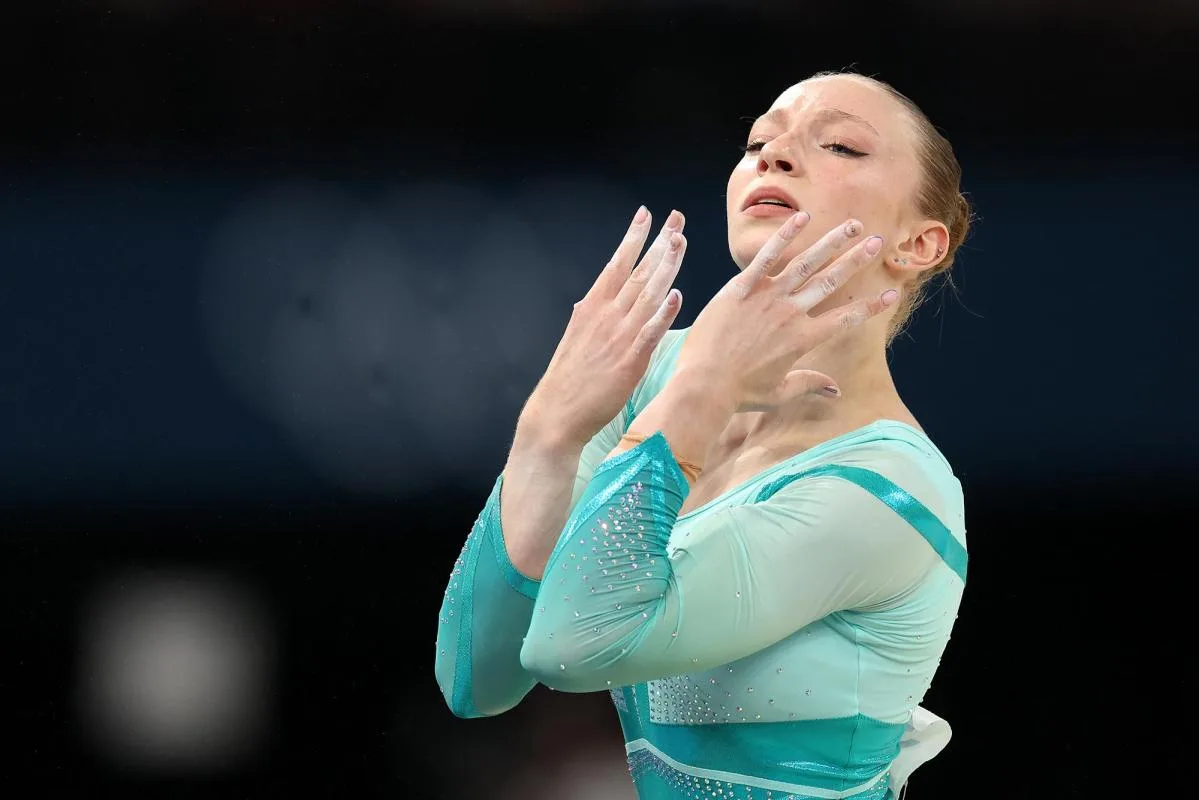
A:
766,75,908,133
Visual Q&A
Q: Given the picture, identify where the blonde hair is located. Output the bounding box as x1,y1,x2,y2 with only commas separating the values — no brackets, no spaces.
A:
809,71,973,342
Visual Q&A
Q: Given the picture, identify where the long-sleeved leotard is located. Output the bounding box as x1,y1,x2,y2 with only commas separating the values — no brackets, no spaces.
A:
435,329,968,799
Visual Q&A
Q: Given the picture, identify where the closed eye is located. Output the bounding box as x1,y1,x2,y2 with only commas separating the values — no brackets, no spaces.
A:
823,141,867,158
743,140,866,157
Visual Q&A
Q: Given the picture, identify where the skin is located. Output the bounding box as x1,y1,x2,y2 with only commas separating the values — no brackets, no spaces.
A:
623,73,949,501
699,74,951,473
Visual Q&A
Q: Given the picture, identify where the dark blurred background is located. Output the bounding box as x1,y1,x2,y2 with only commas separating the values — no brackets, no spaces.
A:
2,1,1194,797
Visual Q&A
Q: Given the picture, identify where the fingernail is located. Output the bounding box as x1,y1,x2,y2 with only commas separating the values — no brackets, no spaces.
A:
792,211,810,227
634,206,648,224
666,210,683,230
881,289,899,305
669,233,682,252
822,385,841,397
844,220,862,237
864,235,883,255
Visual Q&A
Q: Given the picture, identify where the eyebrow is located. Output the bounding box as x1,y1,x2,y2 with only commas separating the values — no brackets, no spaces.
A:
756,107,880,136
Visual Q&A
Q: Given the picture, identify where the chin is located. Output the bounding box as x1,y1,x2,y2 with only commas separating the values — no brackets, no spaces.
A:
728,232,773,271
727,240,753,271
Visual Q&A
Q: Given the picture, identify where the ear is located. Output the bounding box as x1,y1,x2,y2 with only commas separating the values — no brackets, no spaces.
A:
886,219,949,276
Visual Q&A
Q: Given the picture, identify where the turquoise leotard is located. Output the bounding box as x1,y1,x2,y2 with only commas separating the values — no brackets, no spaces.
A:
435,329,967,799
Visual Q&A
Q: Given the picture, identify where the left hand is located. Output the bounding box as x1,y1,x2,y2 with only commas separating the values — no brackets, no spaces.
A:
674,212,898,412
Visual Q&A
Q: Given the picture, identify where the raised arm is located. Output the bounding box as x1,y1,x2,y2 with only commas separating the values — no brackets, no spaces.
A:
434,409,627,717
434,207,687,717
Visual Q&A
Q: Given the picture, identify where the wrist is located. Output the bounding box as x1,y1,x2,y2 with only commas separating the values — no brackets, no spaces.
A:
514,407,591,459
668,366,738,418
625,374,736,468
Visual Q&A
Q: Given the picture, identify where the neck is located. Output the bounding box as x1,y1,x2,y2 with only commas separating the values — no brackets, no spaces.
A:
717,321,906,458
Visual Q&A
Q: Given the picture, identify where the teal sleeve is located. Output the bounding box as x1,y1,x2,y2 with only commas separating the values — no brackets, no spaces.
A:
434,408,631,718
434,474,538,718
519,432,944,692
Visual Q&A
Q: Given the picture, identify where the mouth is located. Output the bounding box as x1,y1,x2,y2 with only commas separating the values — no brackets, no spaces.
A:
740,187,800,215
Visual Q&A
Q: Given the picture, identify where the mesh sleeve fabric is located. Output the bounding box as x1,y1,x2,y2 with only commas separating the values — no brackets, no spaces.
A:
519,432,943,692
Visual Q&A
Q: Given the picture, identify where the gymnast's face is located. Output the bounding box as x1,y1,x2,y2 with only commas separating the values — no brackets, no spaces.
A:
726,75,924,305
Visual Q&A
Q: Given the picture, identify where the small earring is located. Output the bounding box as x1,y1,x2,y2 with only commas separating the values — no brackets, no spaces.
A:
935,246,944,258
895,256,909,266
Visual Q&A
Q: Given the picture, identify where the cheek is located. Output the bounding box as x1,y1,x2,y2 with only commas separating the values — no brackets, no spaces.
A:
823,172,899,230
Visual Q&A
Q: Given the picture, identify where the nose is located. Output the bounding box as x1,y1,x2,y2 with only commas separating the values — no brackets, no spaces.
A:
757,139,799,176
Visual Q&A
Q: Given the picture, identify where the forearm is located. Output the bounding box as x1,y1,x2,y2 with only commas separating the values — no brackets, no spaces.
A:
434,416,601,717
521,431,689,690
500,419,588,580
520,379,739,690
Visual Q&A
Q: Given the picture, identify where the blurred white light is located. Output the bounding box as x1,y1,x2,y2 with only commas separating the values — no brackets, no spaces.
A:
77,572,273,772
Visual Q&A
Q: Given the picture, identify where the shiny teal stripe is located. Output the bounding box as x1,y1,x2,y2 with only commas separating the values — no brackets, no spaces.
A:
754,464,967,583
646,713,901,791
547,441,656,568
617,684,646,742
627,738,893,799
449,502,492,717
488,478,540,600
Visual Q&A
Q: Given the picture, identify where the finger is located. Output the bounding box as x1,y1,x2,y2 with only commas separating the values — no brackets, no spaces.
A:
629,232,686,322
635,209,685,276
616,210,685,311
776,369,842,402
590,206,653,301
812,287,900,341
790,233,884,310
632,288,683,356
775,219,864,297
734,211,810,293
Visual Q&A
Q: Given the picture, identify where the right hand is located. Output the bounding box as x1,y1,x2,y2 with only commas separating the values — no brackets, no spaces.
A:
674,213,895,413
520,206,687,451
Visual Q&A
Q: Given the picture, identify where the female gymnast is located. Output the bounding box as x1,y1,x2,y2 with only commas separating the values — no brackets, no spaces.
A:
435,70,971,800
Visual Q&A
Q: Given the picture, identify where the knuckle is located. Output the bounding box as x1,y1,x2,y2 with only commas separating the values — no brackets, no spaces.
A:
794,259,813,278
818,275,838,297
631,327,657,354
839,308,863,329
